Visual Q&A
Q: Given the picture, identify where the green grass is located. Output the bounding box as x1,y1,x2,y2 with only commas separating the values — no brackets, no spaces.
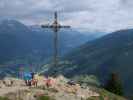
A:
87,88,126,100
0,97,10,100
37,95,55,100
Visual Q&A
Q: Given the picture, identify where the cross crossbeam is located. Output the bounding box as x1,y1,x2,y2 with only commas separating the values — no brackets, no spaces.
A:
41,12,70,74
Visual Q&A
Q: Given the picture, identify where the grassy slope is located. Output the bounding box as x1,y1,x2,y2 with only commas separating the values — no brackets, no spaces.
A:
88,88,126,100
53,29,133,95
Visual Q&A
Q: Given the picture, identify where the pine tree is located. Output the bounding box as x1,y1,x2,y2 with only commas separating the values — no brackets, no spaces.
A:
105,73,124,96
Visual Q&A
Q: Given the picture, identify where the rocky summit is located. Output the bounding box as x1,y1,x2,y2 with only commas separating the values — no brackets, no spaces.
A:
0,75,99,100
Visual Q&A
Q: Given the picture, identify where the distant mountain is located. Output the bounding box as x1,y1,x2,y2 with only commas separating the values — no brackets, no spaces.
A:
46,29,133,95
0,20,84,64
0,19,103,77
29,25,99,55
0,20,33,64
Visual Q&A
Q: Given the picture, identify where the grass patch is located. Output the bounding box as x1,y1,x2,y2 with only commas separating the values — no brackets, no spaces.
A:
37,95,55,100
87,88,126,100
0,97,10,100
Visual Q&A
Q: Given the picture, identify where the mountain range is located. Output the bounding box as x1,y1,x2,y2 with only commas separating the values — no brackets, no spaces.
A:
0,19,132,96
0,19,97,64
0,19,103,77
46,29,133,96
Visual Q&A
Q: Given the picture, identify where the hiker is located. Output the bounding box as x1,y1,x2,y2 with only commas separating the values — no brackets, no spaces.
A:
28,80,32,86
10,80,14,86
44,77,53,88
24,72,32,86
31,72,35,80
3,79,13,87
31,79,38,87
32,74,41,87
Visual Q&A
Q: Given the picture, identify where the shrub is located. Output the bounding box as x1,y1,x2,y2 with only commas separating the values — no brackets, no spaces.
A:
104,73,124,96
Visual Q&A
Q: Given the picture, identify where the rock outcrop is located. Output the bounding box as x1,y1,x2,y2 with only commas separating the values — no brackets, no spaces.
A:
0,75,99,100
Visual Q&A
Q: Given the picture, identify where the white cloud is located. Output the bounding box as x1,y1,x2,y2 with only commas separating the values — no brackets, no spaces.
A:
0,0,133,32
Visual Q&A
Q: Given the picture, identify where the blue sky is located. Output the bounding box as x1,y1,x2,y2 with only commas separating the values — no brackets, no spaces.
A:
0,0,133,32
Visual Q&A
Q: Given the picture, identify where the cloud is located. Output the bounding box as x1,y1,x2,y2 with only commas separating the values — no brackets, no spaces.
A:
0,0,133,32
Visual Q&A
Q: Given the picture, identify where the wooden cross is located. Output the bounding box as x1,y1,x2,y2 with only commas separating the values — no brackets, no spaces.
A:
41,12,70,71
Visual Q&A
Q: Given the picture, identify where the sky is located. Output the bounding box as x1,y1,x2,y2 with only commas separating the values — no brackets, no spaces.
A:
0,0,133,32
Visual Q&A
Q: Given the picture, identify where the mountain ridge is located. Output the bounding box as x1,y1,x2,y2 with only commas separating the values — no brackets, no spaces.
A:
45,28,133,95
0,19,104,78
